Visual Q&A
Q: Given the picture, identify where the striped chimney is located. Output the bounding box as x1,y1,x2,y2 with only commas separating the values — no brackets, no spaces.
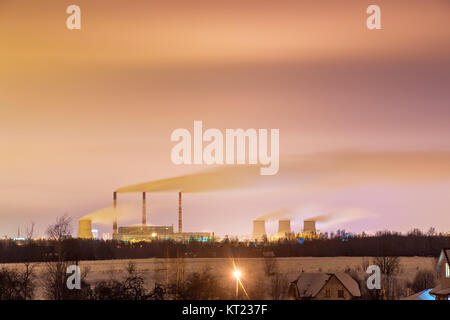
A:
113,191,118,234
142,192,147,225
178,191,182,233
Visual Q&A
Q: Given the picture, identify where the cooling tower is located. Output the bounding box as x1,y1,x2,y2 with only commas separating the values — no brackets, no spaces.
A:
77,219,94,239
304,220,316,233
277,219,291,237
251,220,267,240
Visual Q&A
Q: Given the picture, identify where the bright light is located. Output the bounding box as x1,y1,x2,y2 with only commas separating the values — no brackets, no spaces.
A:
233,270,241,279
151,232,157,237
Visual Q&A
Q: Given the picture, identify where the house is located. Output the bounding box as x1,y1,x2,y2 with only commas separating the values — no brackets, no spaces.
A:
430,248,450,300
288,272,361,300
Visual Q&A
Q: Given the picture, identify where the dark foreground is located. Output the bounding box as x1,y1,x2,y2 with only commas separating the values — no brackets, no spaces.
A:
1,300,447,319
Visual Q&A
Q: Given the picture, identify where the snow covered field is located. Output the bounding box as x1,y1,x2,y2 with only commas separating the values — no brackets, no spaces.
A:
1,256,436,299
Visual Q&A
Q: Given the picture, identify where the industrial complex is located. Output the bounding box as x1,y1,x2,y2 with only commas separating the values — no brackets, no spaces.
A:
77,187,320,243
78,191,212,242
251,218,320,241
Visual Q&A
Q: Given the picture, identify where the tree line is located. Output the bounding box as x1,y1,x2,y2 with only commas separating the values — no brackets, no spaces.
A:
0,232,447,264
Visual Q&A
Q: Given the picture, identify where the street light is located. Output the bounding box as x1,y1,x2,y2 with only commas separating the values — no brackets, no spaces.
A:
233,269,241,299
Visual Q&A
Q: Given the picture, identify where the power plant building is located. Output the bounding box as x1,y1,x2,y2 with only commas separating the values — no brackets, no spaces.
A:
110,191,212,242
113,225,211,242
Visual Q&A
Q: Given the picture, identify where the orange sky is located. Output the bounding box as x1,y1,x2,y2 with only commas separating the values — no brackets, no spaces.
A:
1,0,450,237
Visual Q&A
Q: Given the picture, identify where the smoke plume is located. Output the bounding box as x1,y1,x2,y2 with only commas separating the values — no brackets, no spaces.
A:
115,151,450,194
80,205,135,223
115,165,262,193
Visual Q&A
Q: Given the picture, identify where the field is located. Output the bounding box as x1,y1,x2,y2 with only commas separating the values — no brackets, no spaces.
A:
1,256,436,299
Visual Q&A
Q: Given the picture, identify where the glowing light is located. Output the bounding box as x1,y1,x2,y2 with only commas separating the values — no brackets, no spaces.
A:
151,232,157,237
233,270,241,280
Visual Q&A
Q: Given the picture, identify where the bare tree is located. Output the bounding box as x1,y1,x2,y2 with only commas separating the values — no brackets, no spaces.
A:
269,271,288,300
426,227,436,236
248,276,266,300
408,269,436,294
26,222,35,240
46,215,72,240
262,252,288,299
21,263,35,300
93,261,162,300
0,264,36,300
372,256,401,299
173,267,225,300
41,260,92,300
263,252,277,277
41,260,70,300
373,256,400,277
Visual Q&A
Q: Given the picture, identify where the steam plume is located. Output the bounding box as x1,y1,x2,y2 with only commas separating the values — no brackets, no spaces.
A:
115,165,261,193
256,208,291,221
80,205,134,223
115,151,450,194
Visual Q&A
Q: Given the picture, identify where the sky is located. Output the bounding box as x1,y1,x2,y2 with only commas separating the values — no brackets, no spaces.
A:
1,0,450,238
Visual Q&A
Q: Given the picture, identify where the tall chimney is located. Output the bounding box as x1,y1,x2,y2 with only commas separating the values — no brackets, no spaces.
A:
178,191,182,233
142,192,147,225
113,192,118,234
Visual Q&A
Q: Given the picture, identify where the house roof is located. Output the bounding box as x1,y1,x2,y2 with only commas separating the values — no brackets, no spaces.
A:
443,248,450,262
430,283,450,296
292,272,361,298
436,248,450,271
334,272,362,297
295,273,330,298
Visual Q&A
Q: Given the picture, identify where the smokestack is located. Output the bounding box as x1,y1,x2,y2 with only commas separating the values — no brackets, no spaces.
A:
113,192,117,234
303,220,316,234
251,220,267,240
78,219,93,239
277,219,291,238
142,192,147,225
178,191,182,233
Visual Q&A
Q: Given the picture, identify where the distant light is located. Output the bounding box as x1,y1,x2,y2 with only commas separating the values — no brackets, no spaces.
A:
233,270,241,280
151,232,157,237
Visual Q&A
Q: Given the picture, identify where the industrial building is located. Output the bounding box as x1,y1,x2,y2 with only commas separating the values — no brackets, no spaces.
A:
251,218,320,241
77,219,93,239
78,191,212,242
251,220,267,241
299,220,320,240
